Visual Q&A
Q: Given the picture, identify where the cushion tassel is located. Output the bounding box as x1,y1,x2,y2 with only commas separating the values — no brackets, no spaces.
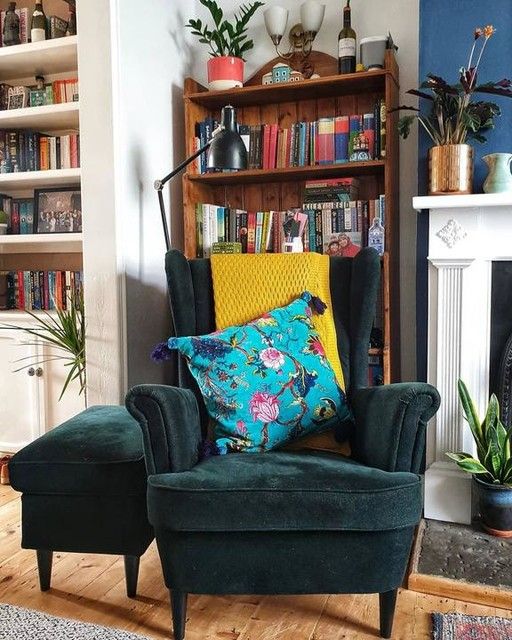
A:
151,341,174,362
311,295,327,315
198,439,220,460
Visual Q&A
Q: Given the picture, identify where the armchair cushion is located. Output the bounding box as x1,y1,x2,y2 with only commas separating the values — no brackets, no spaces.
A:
9,406,147,496
147,451,422,532
168,292,350,454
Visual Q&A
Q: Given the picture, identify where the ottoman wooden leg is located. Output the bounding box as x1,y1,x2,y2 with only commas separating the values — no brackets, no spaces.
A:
36,549,53,591
124,555,140,598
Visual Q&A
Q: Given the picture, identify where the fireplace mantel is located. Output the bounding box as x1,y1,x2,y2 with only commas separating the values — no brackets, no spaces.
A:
414,193,512,524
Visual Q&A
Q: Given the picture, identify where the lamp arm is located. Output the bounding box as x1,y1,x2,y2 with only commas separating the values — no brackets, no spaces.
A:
154,139,213,253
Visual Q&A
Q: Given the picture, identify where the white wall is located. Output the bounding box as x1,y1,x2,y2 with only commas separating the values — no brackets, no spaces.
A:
110,0,194,388
189,0,419,380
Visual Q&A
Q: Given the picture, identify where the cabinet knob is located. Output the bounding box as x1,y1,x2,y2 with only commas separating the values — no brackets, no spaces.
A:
35,367,43,377
27,367,35,376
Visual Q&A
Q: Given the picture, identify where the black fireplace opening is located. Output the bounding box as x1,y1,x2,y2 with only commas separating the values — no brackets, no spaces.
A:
490,261,512,427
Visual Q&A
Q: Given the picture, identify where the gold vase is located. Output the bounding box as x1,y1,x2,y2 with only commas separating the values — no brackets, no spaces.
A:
428,144,474,195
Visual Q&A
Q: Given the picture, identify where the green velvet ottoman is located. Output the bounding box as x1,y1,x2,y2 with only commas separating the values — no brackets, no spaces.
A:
9,405,154,596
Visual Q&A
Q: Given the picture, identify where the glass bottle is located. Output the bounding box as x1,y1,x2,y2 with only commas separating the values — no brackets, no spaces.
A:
31,1,46,43
338,0,356,75
368,217,385,256
3,3,21,47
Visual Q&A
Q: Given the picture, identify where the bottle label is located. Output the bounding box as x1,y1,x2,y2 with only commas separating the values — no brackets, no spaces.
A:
339,38,356,58
31,27,46,42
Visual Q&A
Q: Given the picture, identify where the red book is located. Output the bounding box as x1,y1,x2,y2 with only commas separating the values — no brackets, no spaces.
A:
268,124,279,169
262,125,271,170
17,271,24,309
246,211,256,253
70,135,78,168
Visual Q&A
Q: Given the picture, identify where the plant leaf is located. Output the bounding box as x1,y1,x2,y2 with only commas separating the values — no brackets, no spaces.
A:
446,452,489,475
458,379,484,452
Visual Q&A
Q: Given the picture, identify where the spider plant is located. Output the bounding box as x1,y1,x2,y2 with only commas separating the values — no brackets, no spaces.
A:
186,0,264,60
3,292,86,401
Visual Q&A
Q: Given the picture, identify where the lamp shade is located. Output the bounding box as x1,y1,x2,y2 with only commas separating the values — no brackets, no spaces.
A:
300,0,325,34
264,5,289,41
207,105,248,172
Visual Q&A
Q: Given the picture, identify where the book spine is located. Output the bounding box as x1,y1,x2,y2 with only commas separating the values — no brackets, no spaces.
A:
247,211,256,254
262,124,271,170
239,211,248,253
334,116,349,164
348,115,362,158
363,113,375,160
379,99,387,158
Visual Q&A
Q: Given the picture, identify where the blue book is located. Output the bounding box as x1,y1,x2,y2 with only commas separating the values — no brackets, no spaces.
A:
335,116,349,163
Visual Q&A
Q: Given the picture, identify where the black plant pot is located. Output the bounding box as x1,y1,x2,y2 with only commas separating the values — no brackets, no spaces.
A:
473,476,512,537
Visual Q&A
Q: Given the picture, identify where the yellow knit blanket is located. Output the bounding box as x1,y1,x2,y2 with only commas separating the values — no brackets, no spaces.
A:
210,253,345,390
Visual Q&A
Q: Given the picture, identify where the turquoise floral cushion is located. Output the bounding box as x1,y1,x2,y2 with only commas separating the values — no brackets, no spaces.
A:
168,292,350,454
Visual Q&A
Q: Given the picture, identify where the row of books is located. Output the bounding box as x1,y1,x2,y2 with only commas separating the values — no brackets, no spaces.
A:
0,195,34,234
194,198,385,257
0,78,79,111
0,10,71,46
0,131,80,173
193,100,386,173
0,270,83,311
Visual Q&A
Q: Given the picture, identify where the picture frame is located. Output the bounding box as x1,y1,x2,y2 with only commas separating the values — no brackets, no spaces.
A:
34,187,82,234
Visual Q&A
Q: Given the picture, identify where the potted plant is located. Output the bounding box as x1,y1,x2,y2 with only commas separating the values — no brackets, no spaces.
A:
447,380,512,537
186,0,264,91
0,210,8,234
396,25,512,195
2,291,86,402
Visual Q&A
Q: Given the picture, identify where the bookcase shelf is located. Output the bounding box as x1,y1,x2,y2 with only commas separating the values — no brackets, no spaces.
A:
188,160,386,186
0,233,82,254
0,102,79,130
182,50,400,382
0,168,80,191
187,68,390,109
0,35,78,81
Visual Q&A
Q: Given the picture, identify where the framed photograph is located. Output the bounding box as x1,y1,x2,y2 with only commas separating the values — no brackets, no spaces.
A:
34,187,82,234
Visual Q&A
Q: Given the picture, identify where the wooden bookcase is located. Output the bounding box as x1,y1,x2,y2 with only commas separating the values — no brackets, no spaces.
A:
182,50,400,383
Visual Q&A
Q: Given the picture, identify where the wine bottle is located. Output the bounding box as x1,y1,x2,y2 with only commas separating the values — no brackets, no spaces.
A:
31,1,46,43
338,0,356,75
3,2,21,47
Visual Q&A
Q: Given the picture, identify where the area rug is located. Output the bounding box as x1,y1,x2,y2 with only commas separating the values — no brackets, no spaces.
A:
432,612,512,639
0,604,152,640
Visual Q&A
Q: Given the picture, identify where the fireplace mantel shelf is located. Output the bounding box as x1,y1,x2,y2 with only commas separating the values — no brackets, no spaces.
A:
414,193,512,211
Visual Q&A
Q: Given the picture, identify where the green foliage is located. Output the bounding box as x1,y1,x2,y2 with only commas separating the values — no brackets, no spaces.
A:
3,292,86,400
0,210,7,223
447,380,512,486
186,0,264,60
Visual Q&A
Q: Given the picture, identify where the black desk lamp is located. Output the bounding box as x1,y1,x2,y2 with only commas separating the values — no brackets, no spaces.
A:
154,105,248,251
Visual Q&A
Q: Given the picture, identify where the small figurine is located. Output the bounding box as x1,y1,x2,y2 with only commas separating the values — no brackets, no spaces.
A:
289,70,304,82
262,71,273,85
272,63,291,84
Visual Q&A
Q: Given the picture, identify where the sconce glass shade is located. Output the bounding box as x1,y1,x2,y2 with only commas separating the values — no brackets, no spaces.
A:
264,5,289,43
300,0,325,35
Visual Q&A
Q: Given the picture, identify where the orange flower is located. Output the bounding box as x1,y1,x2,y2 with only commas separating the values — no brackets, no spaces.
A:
484,25,495,38
474,27,483,40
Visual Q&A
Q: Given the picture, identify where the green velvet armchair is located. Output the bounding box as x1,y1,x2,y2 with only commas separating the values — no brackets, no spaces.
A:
126,248,440,639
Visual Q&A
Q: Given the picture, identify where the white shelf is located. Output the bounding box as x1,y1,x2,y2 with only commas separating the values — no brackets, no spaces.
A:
0,168,80,190
0,233,82,254
414,193,512,211
0,36,78,81
0,102,79,130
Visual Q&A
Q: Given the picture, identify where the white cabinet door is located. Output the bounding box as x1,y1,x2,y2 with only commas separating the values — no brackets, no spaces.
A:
0,328,44,452
41,341,85,431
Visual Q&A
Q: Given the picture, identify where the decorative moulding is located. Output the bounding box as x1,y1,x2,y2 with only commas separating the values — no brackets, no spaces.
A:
436,219,467,249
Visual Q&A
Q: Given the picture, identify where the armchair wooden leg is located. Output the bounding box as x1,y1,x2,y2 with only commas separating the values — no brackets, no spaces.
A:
379,589,398,638
36,549,53,592
170,589,188,640
124,555,140,598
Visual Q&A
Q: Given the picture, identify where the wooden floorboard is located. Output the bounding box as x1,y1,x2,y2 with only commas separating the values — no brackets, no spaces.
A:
0,486,510,640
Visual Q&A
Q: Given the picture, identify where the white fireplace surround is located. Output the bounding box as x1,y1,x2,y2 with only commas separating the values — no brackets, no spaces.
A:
413,193,512,524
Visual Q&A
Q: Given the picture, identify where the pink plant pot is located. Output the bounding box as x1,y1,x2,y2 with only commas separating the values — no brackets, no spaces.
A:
207,56,244,91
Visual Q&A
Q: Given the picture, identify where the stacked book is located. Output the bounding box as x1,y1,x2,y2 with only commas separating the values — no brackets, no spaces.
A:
302,178,385,255
0,270,83,311
0,131,80,172
192,100,386,173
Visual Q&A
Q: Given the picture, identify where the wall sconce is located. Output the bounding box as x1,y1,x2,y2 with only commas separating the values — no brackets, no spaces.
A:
264,1,325,62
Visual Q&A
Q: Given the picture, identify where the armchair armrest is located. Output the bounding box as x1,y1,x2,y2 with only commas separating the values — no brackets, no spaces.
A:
350,383,440,474
125,384,202,475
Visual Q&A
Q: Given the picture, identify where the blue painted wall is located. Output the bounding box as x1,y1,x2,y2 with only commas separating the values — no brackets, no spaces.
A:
417,0,512,380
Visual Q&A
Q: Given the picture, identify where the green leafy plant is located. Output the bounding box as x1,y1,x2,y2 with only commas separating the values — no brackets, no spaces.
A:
3,292,86,400
395,25,512,145
186,0,264,60
447,379,512,486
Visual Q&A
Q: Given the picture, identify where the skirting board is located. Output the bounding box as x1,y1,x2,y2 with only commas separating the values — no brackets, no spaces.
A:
408,520,512,610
